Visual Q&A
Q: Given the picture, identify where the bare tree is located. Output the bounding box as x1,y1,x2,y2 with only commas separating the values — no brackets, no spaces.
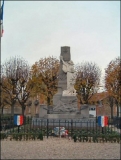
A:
74,62,101,105
1,56,32,116
0,88,9,115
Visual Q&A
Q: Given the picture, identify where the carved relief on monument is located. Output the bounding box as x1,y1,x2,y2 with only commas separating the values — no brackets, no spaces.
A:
53,99,77,112
60,55,76,96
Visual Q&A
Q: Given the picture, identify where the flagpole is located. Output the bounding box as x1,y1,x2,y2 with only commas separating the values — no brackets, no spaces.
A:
0,0,4,37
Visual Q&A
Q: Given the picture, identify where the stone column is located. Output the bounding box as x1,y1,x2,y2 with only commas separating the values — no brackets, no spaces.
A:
53,46,71,105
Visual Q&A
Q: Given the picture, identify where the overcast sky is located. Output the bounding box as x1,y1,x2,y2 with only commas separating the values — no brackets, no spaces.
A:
1,1,120,89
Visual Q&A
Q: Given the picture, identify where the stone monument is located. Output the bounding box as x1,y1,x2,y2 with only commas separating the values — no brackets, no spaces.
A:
52,46,77,111
40,46,89,119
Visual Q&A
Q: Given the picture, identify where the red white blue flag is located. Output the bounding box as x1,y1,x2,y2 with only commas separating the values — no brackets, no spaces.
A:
98,116,108,127
0,0,4,37
14,115,23,126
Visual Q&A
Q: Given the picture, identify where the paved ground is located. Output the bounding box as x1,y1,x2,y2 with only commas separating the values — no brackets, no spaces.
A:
1,138,120,159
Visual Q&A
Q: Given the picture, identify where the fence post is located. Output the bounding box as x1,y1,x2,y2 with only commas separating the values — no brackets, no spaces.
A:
53,119,54,130
96,117,97,133
75,121,76,130
29,117,31,131
71,119,73,137
93,121,94,133
68,121,69,135
39,119,41,130
9,116,11,132
12,116,14,133
47,119,49,139
18,125,20,133
24,116,26,140
59,119,60,137
102,127,104,134
87,121,88,132
65,120,66,129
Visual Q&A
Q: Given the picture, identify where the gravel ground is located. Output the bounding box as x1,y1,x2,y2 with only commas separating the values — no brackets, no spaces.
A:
1,138,120,159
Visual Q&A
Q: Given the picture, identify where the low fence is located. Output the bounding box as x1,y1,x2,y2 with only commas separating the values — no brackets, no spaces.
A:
0,116,120,137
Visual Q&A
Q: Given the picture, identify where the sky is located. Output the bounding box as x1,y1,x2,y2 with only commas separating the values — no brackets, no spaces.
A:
1,1,120,90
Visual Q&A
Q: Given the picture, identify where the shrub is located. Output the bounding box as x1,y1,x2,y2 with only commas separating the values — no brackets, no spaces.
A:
0,133,8,140
82,134,88,142
12,133,19,141
73,134,77,142
31,133,36,140
93,135,98,143
37,132,43,140
78,134,83,142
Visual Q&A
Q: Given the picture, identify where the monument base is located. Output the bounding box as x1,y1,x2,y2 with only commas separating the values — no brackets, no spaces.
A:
52,95,78,113
39,104,89,119
46,113,89,119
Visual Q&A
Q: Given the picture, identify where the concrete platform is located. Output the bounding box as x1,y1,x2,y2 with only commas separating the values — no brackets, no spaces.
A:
45,114,82,119
44,105,89,119
39,104,89,119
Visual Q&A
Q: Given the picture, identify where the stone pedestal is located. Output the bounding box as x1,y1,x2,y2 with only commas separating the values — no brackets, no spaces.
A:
38,103,89,119
53,87,62,105
53,95,78,113
39,104,48,118
46,104,89,119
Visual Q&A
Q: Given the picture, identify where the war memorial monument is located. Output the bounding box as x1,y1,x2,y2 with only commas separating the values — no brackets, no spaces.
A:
40,46,89,119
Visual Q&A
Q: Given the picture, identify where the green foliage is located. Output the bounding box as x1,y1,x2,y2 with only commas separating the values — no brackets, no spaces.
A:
37,132,43,140
70,127,121,143
73,134,77,142
12,133,19,141
92,134,98,143
0,133,8,140
31,133,36,140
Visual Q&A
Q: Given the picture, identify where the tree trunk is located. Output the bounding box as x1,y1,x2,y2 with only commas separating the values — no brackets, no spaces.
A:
11,100,15,130
117,105,119,117
116,101,119,117
11,101,15,117
22,104,26,125
1,106,4,115
111,106,113,119
22,104,26,116
47,97,50,114
109,97,113,119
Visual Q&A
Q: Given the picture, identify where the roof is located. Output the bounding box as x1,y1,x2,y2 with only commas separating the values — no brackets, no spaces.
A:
89,92,109,102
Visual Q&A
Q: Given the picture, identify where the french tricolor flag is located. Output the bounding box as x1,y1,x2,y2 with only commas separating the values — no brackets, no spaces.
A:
98,116,108,127
14,115,23,126
0,0,4,37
